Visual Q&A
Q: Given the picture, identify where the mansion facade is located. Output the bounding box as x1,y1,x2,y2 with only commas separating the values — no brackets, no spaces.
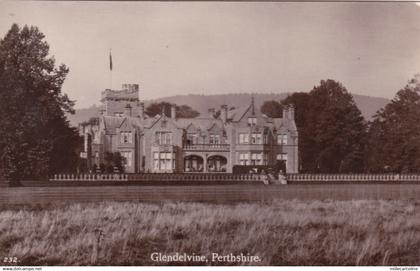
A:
80,84,299,173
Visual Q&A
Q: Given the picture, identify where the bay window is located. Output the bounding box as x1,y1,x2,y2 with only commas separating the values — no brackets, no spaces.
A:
153,152,175,171
251,153,262,165
239,153,249,165
120,151,132,167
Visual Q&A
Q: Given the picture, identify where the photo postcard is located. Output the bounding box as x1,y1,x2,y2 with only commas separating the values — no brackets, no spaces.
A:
0,1,419,269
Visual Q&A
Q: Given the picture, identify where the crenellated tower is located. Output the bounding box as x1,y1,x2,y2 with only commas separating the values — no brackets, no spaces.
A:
101,84,141,117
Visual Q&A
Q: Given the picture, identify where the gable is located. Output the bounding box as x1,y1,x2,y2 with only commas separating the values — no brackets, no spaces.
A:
207,122,224,134
148,114,180,131
236,107,271,127
102,116,124,134
119,118,133,131
186,123,201,133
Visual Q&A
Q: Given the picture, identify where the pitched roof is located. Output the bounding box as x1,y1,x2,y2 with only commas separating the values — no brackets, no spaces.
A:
175,118,225,131
100,101,297,135
119,116,143,129
227,106,250,122
146,113,184,130
102,115,145,134
102,116,124,134
227,103,272,123
273,118,298,133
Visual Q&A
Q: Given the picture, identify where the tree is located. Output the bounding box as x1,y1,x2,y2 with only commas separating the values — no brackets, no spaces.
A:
0,24,80,183
365,75,420,173
80,117,99,126
261,100,283,118
176,105,200,118
310,80,367,173
48,117,83,174
281,80,367,173
103,152,126,173
145,102,172,117
145,102,199,118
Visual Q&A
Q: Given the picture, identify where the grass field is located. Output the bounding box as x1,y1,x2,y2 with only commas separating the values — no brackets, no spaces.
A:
0,199,419,266
1,184,419,266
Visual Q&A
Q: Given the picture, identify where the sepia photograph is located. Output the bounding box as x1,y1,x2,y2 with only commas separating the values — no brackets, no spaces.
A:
0,0,420,269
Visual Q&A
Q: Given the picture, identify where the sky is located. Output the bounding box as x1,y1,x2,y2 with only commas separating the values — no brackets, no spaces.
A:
0,1,420,108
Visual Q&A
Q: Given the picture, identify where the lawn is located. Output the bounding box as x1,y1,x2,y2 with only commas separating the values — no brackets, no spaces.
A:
1,184,420,205
1,199,419,266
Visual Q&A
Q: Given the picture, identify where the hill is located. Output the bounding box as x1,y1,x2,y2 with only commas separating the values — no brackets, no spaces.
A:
67,93,389,127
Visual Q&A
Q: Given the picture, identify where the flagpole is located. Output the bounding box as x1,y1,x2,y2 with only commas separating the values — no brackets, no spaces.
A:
109,48,113,90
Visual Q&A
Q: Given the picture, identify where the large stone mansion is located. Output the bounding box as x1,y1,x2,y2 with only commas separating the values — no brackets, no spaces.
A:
80,84,298,173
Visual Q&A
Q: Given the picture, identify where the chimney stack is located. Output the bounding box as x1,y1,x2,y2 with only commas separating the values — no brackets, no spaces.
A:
221,105,228,123
282,105,289,119
171,104,176,119
289,105,295,120
139,102,145,119
124,104,132,117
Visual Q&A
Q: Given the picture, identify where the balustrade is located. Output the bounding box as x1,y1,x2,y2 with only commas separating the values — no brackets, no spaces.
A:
286,173,420,182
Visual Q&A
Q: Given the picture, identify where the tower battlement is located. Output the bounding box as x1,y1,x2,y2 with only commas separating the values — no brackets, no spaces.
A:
101,84,139,102
101,84,141,117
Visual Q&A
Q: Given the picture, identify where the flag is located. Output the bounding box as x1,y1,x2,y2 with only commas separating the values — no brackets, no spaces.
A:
109,51,113,71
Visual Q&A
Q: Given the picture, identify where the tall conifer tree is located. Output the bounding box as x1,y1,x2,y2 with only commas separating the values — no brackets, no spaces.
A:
0,24,80,183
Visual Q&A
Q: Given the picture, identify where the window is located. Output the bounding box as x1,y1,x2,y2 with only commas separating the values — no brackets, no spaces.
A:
187,133,198,145
251,153,262,165
93,131,100,143
155,132,172,145
248,117,257,125
263,153,269,165
251,133,262,144
209,135,220,144
120,132,132,144
153,152,159,170
120,151,132,167
277,134,287,145
159,152,166,170
153,152,175,171
277,153,288,162
263,134,269,144
239,153,249,165
239,133,249,144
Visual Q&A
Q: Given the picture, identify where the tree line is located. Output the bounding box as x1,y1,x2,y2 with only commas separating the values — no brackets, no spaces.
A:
261,76,420,173
1,24,420,184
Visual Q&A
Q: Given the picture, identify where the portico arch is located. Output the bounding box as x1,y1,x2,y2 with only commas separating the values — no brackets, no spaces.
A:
184,155,204,172
207,155,228,172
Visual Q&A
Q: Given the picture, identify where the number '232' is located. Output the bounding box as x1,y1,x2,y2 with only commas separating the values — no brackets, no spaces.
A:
3,257,17,263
